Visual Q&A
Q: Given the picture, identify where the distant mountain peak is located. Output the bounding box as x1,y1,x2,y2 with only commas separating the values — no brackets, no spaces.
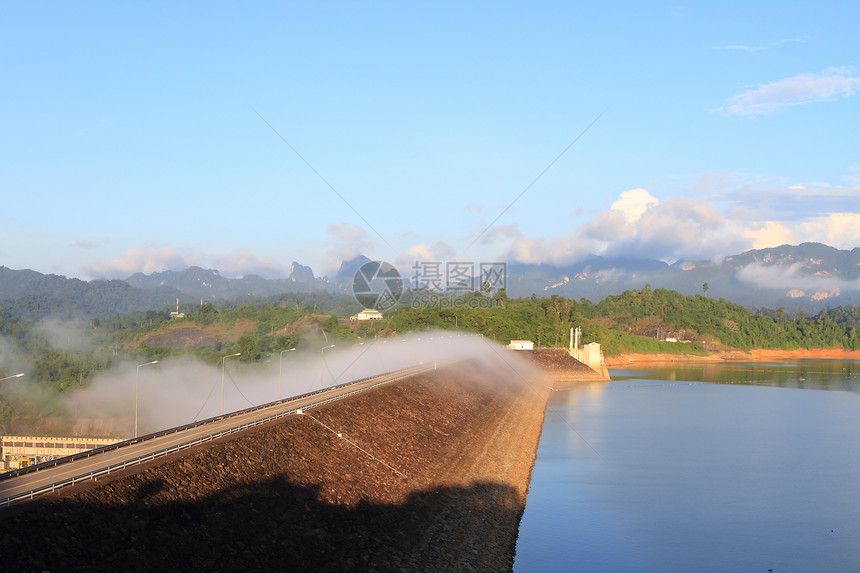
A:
289,261,315,283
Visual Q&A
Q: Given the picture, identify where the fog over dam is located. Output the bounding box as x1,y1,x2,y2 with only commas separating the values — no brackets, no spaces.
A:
0,352,557,572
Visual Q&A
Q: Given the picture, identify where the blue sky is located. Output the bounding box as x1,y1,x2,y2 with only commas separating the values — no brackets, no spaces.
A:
2,1,859,281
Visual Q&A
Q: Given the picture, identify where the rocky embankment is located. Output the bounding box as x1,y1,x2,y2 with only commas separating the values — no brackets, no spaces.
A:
1,359,552,572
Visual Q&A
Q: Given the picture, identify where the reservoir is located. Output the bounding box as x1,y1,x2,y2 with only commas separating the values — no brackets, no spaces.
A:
514,360,860,572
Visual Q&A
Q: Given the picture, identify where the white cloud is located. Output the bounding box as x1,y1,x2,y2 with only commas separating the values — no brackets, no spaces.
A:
212,249,289,279
610,188,659,220
721,67,860,116
736,262,860,294
322,223,373,275
81,247,194,280
691,170,738,193
496,175,859,268
577,209,635,244
504,236,591,267
705,177,860,226
798,213,860,249
411,242,456,261
741,221,799,249
576,190,748,262
326,222,369,242
712,38,806,52
476,223,524,244
741,213,860,251
394,241,458,271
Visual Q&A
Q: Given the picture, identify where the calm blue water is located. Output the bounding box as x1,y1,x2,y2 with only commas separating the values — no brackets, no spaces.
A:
514,361,860,572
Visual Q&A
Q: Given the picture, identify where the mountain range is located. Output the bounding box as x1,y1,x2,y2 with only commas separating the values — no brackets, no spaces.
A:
1,243,858,320
125,261,325,301
509,242,860,311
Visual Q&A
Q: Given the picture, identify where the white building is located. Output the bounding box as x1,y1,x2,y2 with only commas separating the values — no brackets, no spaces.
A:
507,340,535,350
350,309,384,320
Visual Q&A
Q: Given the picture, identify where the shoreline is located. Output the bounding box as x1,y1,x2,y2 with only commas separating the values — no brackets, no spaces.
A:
605,347,860,366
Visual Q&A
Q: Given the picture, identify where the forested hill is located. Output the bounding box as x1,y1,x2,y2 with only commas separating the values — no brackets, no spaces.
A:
583,287,860,351
380,289,859,356
0,266,183,320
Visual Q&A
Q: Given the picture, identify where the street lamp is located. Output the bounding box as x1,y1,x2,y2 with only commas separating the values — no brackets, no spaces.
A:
221,353,241,415
0,373,24,382
319,344,335,388
135,361,158,437
279,348,296,400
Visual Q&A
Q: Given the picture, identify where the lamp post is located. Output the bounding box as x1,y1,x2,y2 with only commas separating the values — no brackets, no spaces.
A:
279,348,296,400
221,352,241,415
0,373,24,382
319,344,335,388
135,361,158,437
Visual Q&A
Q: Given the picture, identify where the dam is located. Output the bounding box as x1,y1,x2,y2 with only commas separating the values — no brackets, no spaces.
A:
0,355,563,571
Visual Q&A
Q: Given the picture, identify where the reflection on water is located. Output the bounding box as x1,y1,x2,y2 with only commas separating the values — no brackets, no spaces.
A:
514,360,860,572
611,360,860,393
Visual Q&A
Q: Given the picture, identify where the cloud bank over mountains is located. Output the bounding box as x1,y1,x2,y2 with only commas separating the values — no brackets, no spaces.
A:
76,173,860,284
492,178,860,269
81,248,291,282
735,262,858,300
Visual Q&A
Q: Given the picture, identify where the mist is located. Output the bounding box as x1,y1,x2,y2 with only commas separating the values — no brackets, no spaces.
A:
0,335,26,379
62,331,545,438
736,262,860,295
32,317,95,353
0,374,69,436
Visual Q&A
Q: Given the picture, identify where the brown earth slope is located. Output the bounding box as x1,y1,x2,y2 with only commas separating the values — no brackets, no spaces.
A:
0,361,552,572
141,320,257,350
521,348,609,384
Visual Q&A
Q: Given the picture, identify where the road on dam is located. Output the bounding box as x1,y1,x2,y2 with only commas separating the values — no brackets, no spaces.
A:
1,363,436,508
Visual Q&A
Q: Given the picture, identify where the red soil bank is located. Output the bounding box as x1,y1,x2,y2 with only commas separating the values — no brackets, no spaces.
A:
605,347,860,366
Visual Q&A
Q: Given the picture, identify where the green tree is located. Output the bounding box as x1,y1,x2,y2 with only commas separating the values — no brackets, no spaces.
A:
237,335,258,362
195,302,218,325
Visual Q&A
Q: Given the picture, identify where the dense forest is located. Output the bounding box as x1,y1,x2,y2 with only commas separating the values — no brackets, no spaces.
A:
584,286,860,352
1,287,859,401
391,288,860,355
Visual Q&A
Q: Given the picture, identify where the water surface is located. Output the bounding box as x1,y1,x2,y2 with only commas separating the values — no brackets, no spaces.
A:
514,360,860,572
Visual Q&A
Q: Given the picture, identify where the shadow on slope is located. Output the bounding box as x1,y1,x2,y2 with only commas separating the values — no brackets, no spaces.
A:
0,476,522,572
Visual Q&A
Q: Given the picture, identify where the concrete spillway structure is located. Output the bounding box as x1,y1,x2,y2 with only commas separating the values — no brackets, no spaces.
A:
523,348,611,386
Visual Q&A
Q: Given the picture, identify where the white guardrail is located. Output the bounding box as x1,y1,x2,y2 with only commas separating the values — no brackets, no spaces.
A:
0,364,436,508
